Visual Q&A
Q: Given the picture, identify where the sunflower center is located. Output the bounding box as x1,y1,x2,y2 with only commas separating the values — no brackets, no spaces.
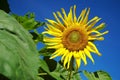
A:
62,27,88,51
68,31,80,43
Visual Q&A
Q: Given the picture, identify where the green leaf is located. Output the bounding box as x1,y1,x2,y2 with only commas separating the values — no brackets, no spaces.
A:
38,77,44,80
30,30,44,43
43,56,57,72
0,73,9,80
52,61,82,80
83,70,112,80
39,46,55,56
49,72,62,80
39,58,50,73
0,10,40,80
39,57,82,80
73,72,82,80
11,12,45,30
39,58,64,80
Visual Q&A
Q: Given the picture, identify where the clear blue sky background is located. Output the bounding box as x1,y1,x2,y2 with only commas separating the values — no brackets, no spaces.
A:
8,0,120,80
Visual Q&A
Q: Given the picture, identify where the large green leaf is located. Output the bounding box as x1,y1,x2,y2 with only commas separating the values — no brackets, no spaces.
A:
83,70,112,80
0,10,40,80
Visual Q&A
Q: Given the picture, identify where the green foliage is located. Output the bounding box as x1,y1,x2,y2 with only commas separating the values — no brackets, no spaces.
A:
39,57,82,80
12,12,45,44
39,57,63,80
39,46,55,56
83,70,112,80
0,10,40,80
11,12,45,30
30,30,44,44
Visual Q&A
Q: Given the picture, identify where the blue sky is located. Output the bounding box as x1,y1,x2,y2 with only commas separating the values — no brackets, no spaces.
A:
8,0,120,79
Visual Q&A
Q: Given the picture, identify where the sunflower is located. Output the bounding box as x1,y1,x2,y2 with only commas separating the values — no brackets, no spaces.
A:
43,5,108,70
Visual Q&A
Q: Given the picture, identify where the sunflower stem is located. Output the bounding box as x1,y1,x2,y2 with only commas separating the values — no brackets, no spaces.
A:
67,57,74,80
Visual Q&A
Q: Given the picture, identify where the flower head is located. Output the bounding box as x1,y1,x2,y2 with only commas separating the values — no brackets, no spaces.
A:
43,5,108,69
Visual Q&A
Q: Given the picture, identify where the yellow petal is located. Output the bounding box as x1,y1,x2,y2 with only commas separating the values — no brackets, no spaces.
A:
61,49,69,61
87,30,101,35
84,48,94,63
95,31,109,37
57,11,68,27
87,16,101,30
94,23,105,30
61,8,67,20
46,23,62,33
46,19,65,30
63,54,69,68
73,51,80,59
82,8,90,24
50,52,60,59
44,37,61,43
43,31,62,37
75,58,81,70
96,37,104,40
67,6,73,23
53,48,64,55
45,43,60,46
53,12,62,24
86,45,96,53
67,52,73,69
47,44,63,49
46,19,57,25
73,5,77,22
50,53,61,59
88,36,104,41
78,8,87,23
87,16,100,25
88,42,101,56
50,48,64,59
79,51,87,65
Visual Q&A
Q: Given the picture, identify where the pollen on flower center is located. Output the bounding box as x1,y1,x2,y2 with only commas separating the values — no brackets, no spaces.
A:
62,27,88,51
68,31,81,43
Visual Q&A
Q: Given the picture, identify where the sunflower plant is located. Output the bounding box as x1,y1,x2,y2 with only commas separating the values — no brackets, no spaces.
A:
0,4,112,80
43,5,109,70
41,5,111,80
